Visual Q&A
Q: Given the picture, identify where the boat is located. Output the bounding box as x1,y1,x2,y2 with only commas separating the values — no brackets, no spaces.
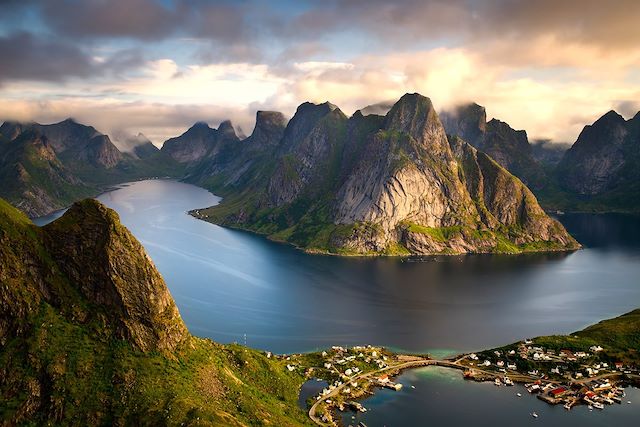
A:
411,385,416,389
593,402,604,410
494,378,502,386
531,412,538,418
564,402,572,410
628,401,632,404
588,405,593,411
517,393,522,397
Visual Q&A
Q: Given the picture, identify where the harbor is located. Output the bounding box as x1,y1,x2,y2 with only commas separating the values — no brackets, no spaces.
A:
287,336,639,426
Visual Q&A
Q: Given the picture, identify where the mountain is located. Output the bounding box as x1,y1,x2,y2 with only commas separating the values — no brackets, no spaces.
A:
440,103,547,189
555,111,640,210
0,198,310,425
112,132,161,160
0,120,183,217
161,120,240,167
193,93,578,255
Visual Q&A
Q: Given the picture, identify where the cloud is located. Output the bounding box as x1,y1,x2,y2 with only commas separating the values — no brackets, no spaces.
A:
614,100,640,119
0,32,146,85
0,32,96,83
41,0,180,40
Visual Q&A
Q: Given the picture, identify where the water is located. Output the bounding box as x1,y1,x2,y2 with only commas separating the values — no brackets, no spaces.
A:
340,367,640,426
34,180,640,356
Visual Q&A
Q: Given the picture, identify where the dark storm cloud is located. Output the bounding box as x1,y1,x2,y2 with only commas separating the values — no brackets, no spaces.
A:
0,32,96,82
38,0,251,42
0,32,145,84
41,0,180,40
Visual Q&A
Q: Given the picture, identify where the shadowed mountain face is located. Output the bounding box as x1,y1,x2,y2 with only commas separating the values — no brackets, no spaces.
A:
0,120,182,217
0,198,310,426
557,111,640,196
185,93,578,255
440,103,547,190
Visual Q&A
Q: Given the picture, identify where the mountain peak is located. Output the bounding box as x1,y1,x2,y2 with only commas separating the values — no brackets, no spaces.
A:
383,93,448,150
595,110,625,126
43,199,189,353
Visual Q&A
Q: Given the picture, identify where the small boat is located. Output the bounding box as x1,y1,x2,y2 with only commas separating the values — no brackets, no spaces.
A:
564,402,572,410
517,393,522,397
494,378,502,386
593,402,604,410
628,401,632,404
411,385,416,389
588,405,593,411
531,412,538,418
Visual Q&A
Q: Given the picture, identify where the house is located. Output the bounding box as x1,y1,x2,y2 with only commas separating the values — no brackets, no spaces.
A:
378,374,389,383
549,387,568,397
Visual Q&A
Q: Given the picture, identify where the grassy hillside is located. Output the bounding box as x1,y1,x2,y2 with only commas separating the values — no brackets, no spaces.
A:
0,198,310,426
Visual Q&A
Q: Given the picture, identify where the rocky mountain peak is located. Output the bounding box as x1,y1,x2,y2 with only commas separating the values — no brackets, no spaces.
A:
42,199,188,353
249,111,287,146
440,102,487,145
383,93,451,155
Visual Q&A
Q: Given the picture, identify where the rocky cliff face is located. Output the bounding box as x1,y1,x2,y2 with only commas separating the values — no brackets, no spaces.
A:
43,200,188,353
557,111,636,195
0,198,188,352
440,103,546,189
200,93,578,255
267,102,347,206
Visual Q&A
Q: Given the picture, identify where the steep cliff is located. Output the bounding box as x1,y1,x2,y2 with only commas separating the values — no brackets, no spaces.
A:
0,198,310,425
198,93,578,255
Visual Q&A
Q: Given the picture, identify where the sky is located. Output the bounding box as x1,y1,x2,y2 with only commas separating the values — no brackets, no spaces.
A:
1,0,639,146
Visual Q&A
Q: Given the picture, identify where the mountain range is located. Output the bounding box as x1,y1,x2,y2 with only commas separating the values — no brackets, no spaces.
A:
2,92,639,254
0,119,183,217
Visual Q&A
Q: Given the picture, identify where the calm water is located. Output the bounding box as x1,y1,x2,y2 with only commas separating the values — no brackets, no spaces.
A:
340,367,640,426
34,180,640,356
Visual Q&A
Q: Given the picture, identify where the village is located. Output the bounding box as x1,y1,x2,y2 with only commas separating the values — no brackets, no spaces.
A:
279,338,639,426
459,338,639,412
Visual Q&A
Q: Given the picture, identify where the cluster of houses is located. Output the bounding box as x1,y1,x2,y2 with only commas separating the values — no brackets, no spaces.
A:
319,345,390,377
462,339,637,411
531,378,628,410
